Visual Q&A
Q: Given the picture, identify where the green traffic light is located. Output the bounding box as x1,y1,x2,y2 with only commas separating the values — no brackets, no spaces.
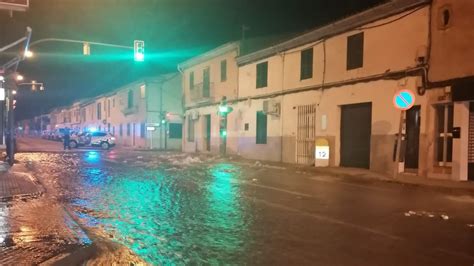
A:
221,130,227,137
161,119,166,124
134,52,144,62
219,105,229,114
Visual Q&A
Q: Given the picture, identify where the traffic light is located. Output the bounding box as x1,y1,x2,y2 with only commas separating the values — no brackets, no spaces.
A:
134,40,145,62
218,98,233,116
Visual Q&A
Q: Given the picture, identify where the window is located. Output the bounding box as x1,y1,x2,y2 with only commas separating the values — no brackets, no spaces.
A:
97,103,102,120
347,32,364,70
140,84,146,99
203,67,210,97
189,71,194,90
169,123,183,139
107,99,111,117
244,123,249,131
120,124,123,136
435,104,453,166
112,126,115,135
187,118,195,142
127,123,131,136
220,60,227,82
127,90,134,109
256,111,267,144
256,62,268,88
113,98,115,108
438,5,453,29
107,123,111,132
300,48,313,80
140,123,145,138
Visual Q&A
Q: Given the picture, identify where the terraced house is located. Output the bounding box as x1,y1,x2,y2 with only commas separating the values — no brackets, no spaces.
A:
47,73,183,150
181,0,474,182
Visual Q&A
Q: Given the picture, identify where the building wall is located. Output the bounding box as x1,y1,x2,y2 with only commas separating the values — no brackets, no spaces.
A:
183,48,239,108
146,74,183,150
239,7,430,98
429,0,474,82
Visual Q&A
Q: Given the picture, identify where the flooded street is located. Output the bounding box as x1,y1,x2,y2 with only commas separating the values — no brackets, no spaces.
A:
1,151,474,265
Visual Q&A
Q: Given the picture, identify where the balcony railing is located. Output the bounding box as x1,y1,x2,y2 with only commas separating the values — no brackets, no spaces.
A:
190,82,214,103
121,105,139,116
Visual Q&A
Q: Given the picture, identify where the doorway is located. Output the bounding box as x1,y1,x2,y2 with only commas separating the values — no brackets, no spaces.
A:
205,114,211,151
405,106,421,169
296,104,317,165
340,102,372,169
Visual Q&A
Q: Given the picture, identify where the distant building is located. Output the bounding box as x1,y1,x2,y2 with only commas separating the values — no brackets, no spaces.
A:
45,73,183,150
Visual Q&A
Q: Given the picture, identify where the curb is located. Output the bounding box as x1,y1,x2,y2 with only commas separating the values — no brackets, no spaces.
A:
40,243,98,266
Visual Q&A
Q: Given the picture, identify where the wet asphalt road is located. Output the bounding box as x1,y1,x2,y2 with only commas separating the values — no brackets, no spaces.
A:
2,147,474,265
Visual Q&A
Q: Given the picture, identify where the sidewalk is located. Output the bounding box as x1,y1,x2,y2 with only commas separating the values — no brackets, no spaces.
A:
0,162,44,201
303,165,474,195
231,156,474,195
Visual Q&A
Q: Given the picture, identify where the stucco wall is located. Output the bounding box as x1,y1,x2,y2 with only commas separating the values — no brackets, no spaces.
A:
183,49,239,107
238,7,430,98
429,0,474,82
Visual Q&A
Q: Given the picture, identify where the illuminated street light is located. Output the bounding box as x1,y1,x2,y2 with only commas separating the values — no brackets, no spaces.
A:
12,90,17,95
24,50,34,58
0,76,4,82
16,75,24,81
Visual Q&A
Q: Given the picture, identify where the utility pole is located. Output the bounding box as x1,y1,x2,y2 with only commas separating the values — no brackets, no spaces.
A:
4,71,16,165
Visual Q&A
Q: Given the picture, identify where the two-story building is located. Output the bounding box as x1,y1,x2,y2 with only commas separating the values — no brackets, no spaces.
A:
179,0,473,182
51,73,183,150
178,42,240,154
428,0,474,181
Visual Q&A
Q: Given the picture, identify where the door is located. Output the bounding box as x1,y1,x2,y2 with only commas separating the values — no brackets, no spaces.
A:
132,123,136,146
205,114,211,151
405,106,421,169
340,103,372,169
468,103,474,181
296,104,317,164
203,68,210,98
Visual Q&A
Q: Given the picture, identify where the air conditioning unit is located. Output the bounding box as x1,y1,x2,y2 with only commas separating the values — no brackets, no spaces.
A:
263,100,281,116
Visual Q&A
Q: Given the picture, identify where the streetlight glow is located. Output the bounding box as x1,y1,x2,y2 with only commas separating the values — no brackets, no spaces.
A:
12,90,17,95
24,50,34,58
16,75,24,81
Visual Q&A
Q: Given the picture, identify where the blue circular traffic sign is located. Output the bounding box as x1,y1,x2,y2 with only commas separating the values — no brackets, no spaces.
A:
393,90,415,110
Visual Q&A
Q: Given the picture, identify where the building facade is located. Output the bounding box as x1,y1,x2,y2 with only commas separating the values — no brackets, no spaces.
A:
180,0,472,181
179,42,240,154
46,73,183,150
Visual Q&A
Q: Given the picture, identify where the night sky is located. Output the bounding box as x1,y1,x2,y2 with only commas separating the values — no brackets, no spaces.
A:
0,0,386,120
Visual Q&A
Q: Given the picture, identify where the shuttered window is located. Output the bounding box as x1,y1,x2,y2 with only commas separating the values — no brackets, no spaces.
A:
189,71,194,90
220,60,227,82
256,111,267,144
140,123,145,138
300,48,313,80
435,104,453,165
256,62,268,88
347,32,364,70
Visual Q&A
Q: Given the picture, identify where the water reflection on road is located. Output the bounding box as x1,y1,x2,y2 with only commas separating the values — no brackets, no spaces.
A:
72,152,251,264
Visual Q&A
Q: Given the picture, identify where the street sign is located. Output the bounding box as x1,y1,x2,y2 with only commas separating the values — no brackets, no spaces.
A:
0,0,29,11
146,126,156,131
393,90,415,110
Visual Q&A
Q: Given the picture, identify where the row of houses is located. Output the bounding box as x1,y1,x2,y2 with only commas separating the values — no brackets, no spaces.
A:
178,0,474,182
29,74,183,150
26,0,473,182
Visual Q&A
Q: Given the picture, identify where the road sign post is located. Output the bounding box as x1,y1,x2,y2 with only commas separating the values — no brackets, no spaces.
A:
392,90,416,178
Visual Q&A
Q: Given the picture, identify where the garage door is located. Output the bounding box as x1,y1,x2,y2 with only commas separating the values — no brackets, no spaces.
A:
341,102,372,169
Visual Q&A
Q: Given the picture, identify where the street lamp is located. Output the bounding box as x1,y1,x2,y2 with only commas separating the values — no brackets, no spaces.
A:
16,74,24,81
24,50,33,58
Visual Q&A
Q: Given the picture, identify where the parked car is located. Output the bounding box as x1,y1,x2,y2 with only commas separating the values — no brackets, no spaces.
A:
69,131,115,150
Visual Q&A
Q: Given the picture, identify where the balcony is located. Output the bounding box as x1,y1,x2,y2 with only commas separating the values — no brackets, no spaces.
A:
122,105,139,116
189,82,214,104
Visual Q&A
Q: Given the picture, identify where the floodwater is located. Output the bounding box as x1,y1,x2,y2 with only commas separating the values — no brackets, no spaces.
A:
2,151,474,265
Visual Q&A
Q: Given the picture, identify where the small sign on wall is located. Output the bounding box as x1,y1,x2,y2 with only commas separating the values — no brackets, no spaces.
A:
315,138,330,167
